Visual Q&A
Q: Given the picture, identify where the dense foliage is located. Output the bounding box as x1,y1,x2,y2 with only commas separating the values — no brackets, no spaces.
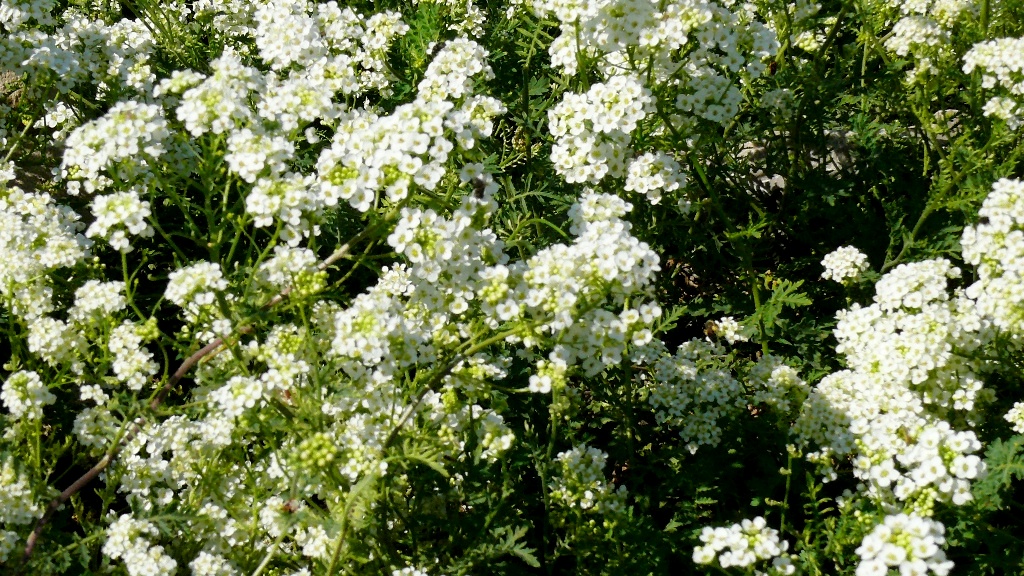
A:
3,0,1024,574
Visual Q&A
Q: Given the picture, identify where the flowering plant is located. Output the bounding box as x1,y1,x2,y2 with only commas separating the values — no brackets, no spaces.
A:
3,0,1024,575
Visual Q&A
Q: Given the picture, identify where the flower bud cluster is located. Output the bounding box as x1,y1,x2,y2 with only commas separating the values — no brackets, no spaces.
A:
692,516,794,573
550,445,626,514
854,513,953,576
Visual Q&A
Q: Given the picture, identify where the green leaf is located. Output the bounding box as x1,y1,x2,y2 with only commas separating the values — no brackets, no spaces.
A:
972,435,1024,510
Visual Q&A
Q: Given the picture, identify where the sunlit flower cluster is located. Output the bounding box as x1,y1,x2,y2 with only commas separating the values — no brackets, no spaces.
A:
86,188,155,253
102,514,178,576
881,0,977,81
963,38,1024,129
795,258,991,508
960,177,1024,336
692,516,794,574
0,183,90,321
524,0,777,202
68,280,127,325
316,49,504,215
61,100,170,195
854,513,953,576
108,321,160,391
1006,402,1024,434
821,245,870,284
548,75,653,184
624,151,687,205
1,370,56,421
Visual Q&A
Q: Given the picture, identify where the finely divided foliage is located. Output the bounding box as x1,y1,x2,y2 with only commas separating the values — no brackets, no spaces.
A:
2,0,1024,574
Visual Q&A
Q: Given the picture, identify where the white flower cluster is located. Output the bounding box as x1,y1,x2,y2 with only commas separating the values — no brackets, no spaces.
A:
1006,402,1024,434
547,75,652,184
102,514,178,576
747,355,809,416
246,171,318,244
692,516,794,574
109,321,160,391
28,316,88,374
190,551,240,576
175,50,263,137
1,370,56,421
0,0,58,29
225,127,294,184
417,37,493,101
550,445,626,514
2,5,157,97
165,261,235,341
0,457,45,562
177,2,407,137
963,38,1024,129
644,338,745,453
854,513,953,576
524,0,776,203
795,258,990,508
60,100,170,195
316,41,503,215
254,245,325,297
0,183,90,321
624,152,687,205
821,245,870,284
881,0,976,79
713,315,748,345
68,280,127,325
960,178,1024,336
166,261,230,316
86,188,155,253
392,568,433,576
